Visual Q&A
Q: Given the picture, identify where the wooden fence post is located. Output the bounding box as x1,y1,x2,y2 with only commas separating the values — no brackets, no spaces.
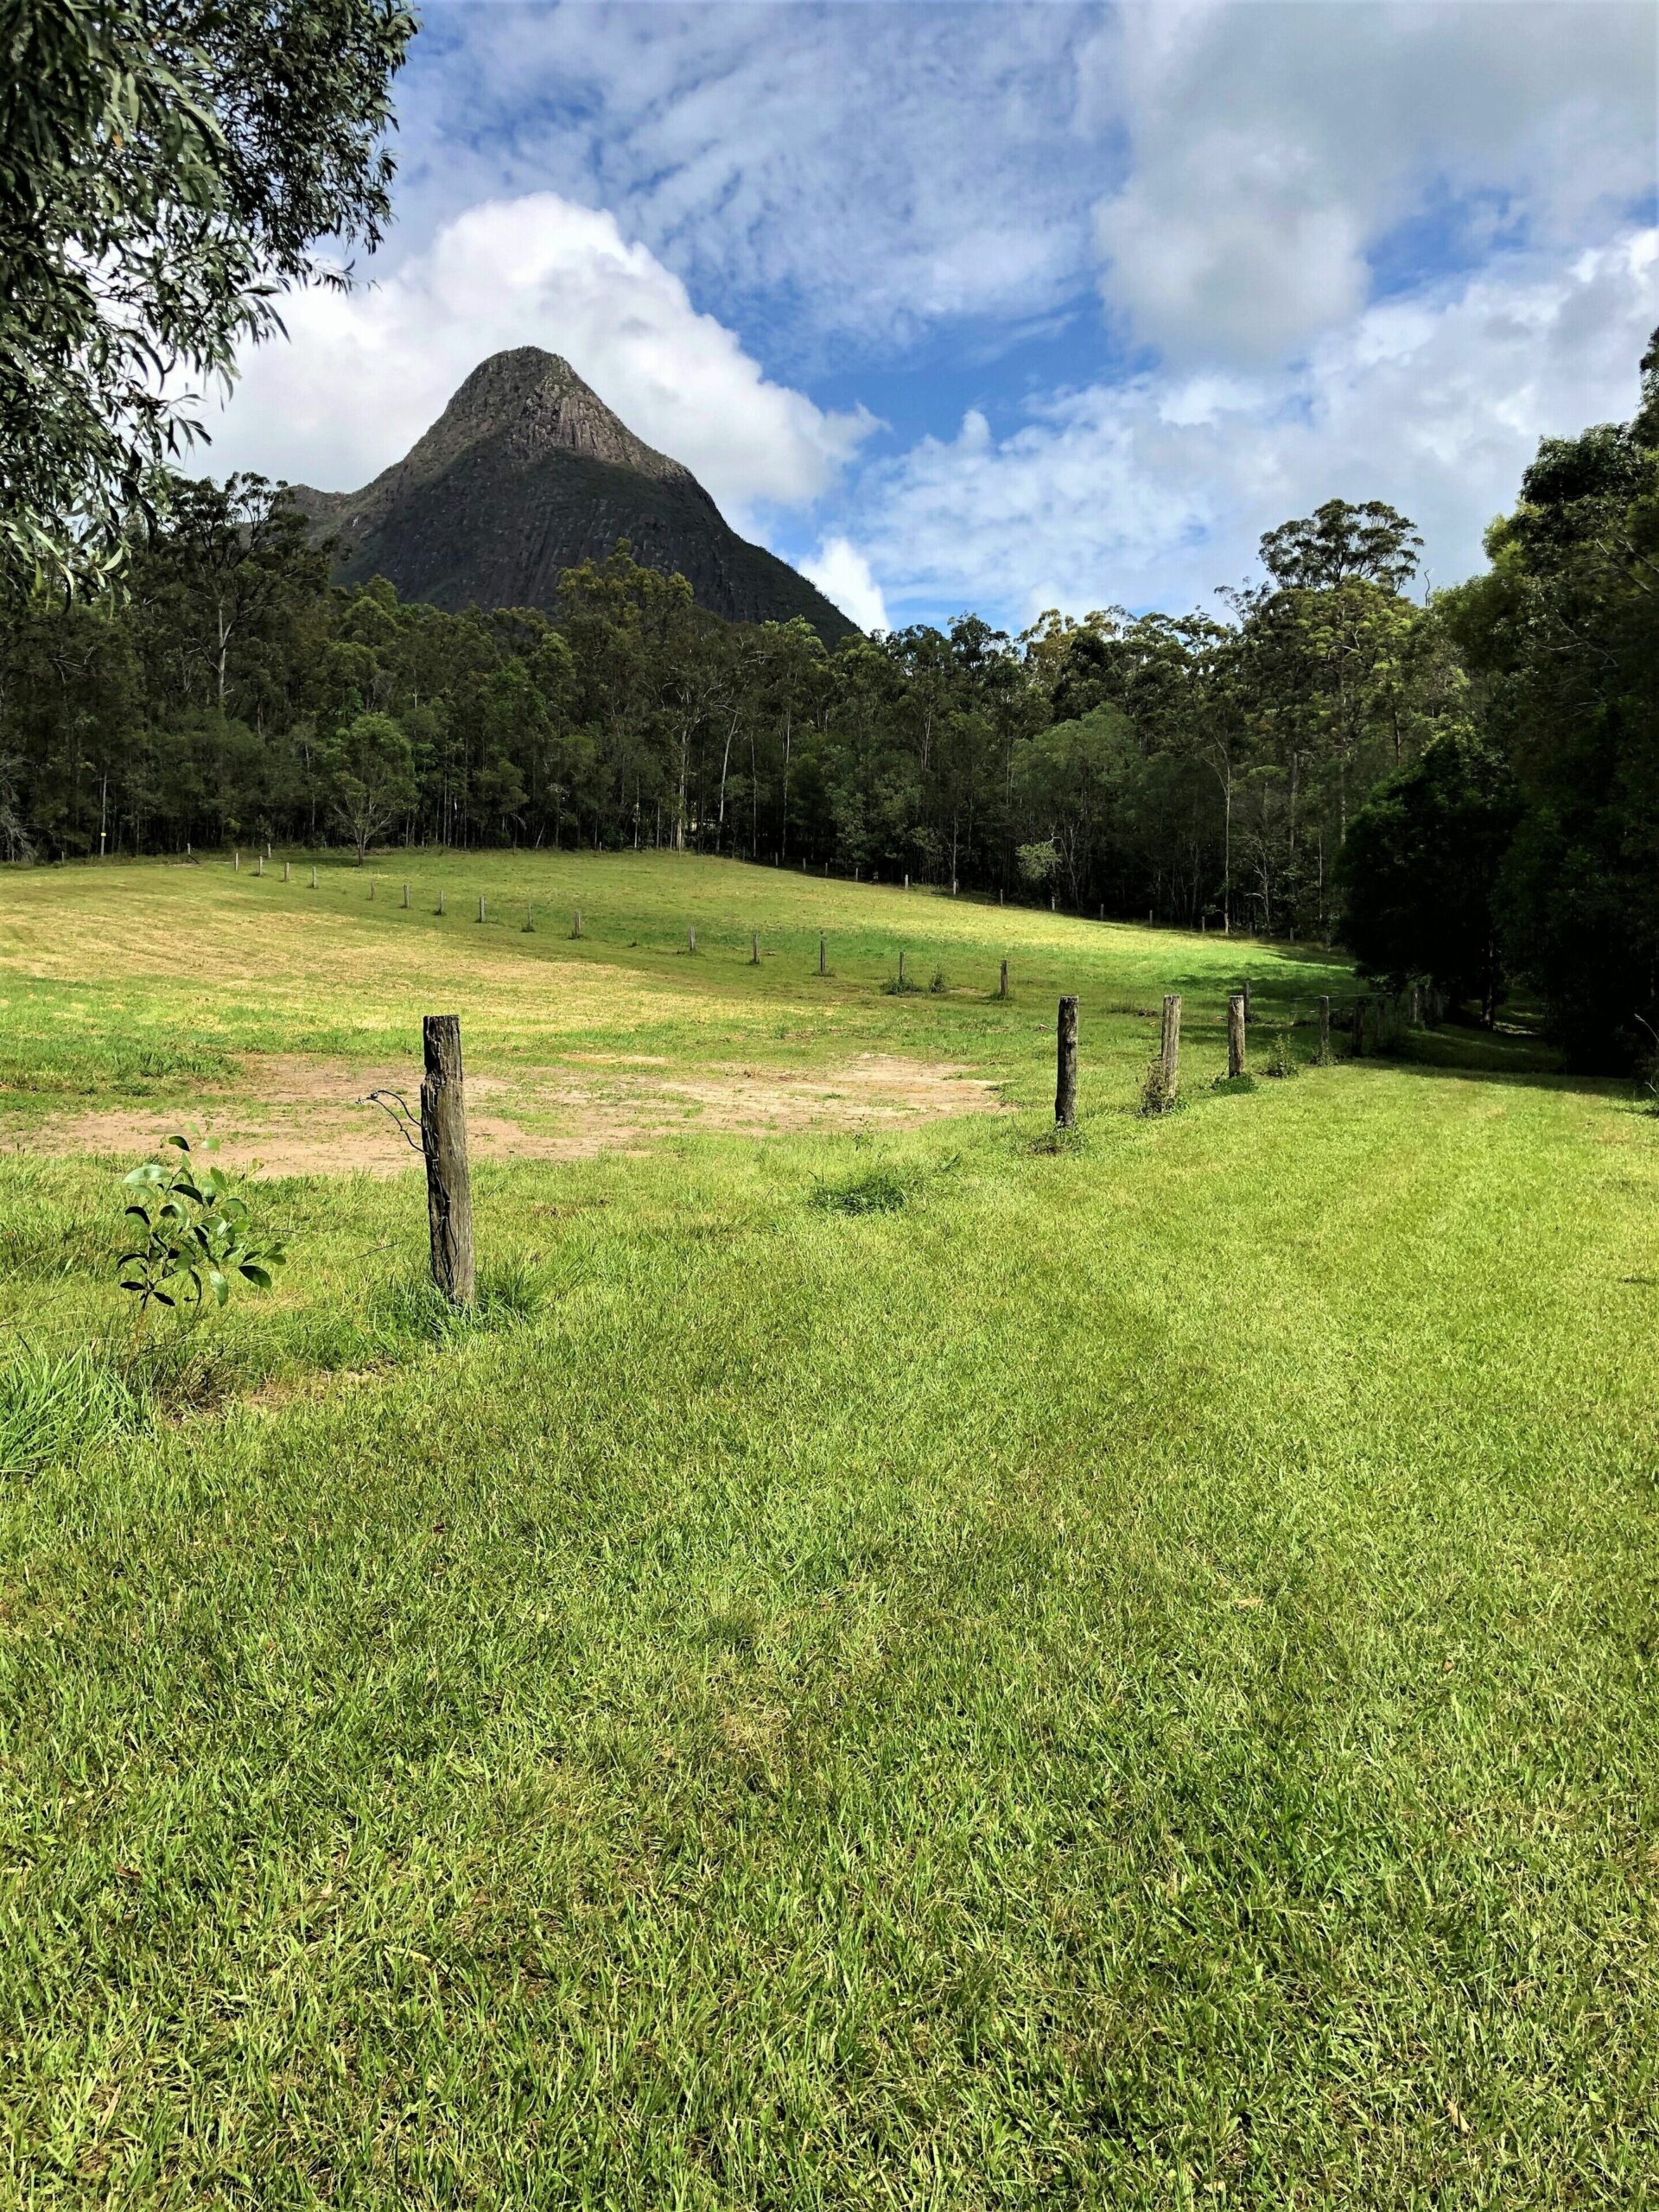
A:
818,933,826,976
437,888,445,916
421,1015,474,1306
256,854,264,877
999,957,1008,1001
904,874,910,889
572,909,582,939
402,881,410,908
477,894,486,924
283,860,291,882
309,866,317,889
1227,991,1247,1077
750,931,760,965
1318,995,1332,1061
1055,996,1078,1128
232,849,239,872
369,876,376,899
1160,993,1182,1098
898,950,906,988
524,903,535,932
688,924,696,953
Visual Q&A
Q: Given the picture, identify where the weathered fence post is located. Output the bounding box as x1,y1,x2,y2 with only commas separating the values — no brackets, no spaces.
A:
283,860,291,883
818,933,826,976
437,888,445,916
572,909,582,939
904,874,910,890
1318,995,1332,1061
524,903,535,932
477,894,486,924
1055,996,1078,1128
898,950,907,988
750,931,760,965
402,882,410,908
309,866,317,889
1227,991,1247,1077
1160,993,1182,1099
999,957,1008,1001
369,876,376,899
421,1015,474,1307
233,849,240,872
256,853,264,877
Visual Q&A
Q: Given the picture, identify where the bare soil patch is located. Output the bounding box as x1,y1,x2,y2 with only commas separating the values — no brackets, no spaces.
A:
18,1052,1007,1176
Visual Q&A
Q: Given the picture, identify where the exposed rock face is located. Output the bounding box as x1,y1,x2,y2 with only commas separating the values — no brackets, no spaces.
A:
287,349,856,643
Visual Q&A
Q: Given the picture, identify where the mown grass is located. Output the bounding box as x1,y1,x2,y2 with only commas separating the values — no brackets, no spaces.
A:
0,852,1654,2207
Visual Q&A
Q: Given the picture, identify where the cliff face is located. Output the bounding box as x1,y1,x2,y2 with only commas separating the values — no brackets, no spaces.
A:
287,350,857,643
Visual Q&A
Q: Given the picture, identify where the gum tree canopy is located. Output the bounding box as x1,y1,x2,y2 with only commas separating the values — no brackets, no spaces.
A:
0,0,415,600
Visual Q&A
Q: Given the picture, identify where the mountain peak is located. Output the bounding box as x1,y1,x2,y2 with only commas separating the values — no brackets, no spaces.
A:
423,348,690,486
288,352,856,643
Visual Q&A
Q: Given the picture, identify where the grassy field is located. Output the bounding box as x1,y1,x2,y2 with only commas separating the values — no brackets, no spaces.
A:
2,851,1655,2207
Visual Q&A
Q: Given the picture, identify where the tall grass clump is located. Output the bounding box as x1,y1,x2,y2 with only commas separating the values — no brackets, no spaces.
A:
0,1348,144,1478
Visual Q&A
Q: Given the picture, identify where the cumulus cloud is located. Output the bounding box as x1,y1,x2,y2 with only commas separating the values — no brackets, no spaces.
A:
208,193,874,529
1085,0,1657,362
801,537,889,633
849,231,1659,623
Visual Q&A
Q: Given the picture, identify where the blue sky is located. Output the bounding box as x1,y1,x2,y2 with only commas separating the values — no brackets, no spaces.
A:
213,0,1659,632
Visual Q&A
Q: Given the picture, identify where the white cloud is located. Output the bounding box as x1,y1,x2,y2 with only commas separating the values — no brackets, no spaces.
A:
1085,0,1657,363
848,231,1659,623
801,537,889,633
207,192,874,530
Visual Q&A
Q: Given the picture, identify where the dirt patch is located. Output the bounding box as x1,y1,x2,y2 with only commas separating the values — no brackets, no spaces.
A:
17,1052,1008,1176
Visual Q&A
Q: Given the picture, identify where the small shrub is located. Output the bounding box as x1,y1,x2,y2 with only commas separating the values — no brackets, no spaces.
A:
0,1349,144,1478
1264,1033,1301,1079
928,968,948,995
810,1165,909,1215
1211,1072,1258,1096
1030,1121,1087,1156
118,1135,285,1313
1138,1055,1183,1116
881,975,922,996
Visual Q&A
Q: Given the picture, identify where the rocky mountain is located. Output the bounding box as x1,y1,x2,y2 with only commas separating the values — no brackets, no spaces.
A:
287,349,857,643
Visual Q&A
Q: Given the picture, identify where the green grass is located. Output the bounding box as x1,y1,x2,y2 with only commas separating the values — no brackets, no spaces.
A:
0,851,1655,2206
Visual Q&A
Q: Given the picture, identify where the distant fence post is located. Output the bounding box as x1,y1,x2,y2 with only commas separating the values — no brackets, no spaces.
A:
898,950,906,988
524,902,536,932
750,931,760,965
421,1015,474,1307
402,882,410,908
818,933,826,976
233,849,239,872
256,853,264,877
1160,993,1182,1098
309,866,317,889
1055,996,1078,1128
1227,991,1247,1077
1352,996,1368,1055
1318,995,1332,1062
477,894,486,924
572,909,582,939
437,888,445,916
999,957,1008,1001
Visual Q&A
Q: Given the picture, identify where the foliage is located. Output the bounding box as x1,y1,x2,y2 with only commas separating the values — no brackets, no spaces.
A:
0,0,414,599
810,1163,911,1215
1339,730,1522,1020
118,1134,284,1311
1137,1052,1182,1116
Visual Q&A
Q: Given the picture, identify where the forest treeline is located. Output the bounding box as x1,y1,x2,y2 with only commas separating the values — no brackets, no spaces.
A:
2,333,1654,1066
